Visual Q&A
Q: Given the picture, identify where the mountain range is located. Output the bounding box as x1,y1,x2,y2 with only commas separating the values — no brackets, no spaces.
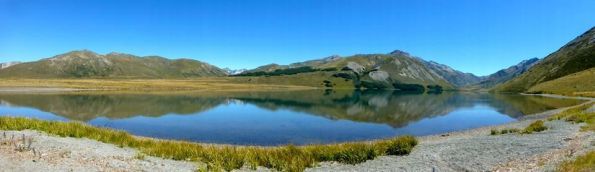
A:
0,50,227,78
468,58,541,89
235,50,546,90
1,26,593,94
239,50,457,89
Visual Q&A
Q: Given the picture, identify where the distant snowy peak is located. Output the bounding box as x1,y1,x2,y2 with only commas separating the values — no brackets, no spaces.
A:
223,68,248,75
0,61,22,69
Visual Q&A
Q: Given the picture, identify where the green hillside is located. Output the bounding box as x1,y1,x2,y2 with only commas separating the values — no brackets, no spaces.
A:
0,50,227,78
527,67,595,97
495,27,595,92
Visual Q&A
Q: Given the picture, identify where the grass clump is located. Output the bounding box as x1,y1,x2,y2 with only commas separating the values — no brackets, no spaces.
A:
522,120,548,134
134,152,146,160
557,150,595,172
0,117,417,172
549,103,595,132
490,128,521,135
490,120,549,135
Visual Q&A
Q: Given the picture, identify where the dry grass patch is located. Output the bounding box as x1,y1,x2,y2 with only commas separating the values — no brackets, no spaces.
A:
489,120,547,135
0,79,315,91
557,151,595,172
527,68,595,97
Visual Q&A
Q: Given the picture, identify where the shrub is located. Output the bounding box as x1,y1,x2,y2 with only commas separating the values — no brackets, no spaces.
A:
332,73,354,80
361,81,388,89
393,83,425,93
385,136,417,155
523,120,548,134
426,85,443,93
322,80,333,87
490,129,499,135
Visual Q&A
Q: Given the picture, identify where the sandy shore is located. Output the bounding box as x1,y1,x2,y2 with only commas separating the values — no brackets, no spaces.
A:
0,95,593,172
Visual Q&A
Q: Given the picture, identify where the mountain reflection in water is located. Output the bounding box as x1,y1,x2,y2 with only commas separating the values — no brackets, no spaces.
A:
0,90,584,145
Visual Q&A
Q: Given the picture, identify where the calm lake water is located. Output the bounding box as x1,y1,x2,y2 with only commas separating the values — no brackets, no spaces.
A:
0,90,584,146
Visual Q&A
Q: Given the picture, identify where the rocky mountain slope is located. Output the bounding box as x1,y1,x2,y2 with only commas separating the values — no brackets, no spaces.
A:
469,58,540,89
0,50,227,78
495,27,595,92
238,51,556,90
240,50,458,90
418,60,482,87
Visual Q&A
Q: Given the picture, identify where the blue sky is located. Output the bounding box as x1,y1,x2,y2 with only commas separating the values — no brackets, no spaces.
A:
1,0,594,76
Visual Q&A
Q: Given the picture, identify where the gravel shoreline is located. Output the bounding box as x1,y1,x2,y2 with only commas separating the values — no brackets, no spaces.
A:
308,97,594,172
0,95,592,172
0,130,197,172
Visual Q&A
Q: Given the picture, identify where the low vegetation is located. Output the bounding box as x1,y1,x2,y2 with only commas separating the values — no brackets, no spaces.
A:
1,132,37,155
522,120,548,134
490,128,521,135
489,120,548,135
0,117,417,171
549,102,595,132
393,83,426,92
549,102,595,171
557,150,595,172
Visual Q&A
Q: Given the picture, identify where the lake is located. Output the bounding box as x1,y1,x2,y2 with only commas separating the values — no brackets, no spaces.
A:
0,90,584,146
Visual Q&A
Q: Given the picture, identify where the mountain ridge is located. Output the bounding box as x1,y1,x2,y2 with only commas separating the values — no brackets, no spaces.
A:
468,57,540,89
239,50,473,90
0,49,545,90
3,25,591,92
495,26,595,93
0,50,227,78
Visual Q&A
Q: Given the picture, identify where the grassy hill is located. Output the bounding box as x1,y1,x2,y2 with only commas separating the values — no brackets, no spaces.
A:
0,50,227,78
495,27,595,92
527,67,595,97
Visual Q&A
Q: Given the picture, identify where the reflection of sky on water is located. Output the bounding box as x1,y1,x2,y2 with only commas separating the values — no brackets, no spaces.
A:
0,92,582,145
